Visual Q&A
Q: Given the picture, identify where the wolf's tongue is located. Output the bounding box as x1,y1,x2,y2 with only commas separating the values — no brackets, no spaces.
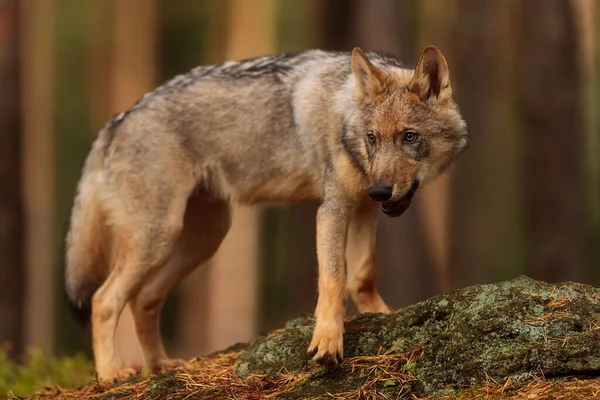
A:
381,201,397,212
380,196,413,217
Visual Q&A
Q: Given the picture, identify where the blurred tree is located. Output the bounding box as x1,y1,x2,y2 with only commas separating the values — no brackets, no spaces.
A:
87,0,112,130
596,0,600,273
206,0,276,353
571,0,599,279
109,0,159,366
260,204,319,331
355,0,415,54
597,1,600,274
518,0,588,282
352,0,438,308
20,0,56,353
313,0,358,50
415,0,455,295
54,0,95,356
0,0,25,359
442,0,520,287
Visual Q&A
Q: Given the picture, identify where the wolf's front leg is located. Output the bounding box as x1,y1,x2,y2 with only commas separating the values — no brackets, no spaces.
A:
307,202,349,368
346,198,392,314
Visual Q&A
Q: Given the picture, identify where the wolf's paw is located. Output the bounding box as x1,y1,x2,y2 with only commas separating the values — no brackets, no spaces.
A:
355,293,394,314
307,328,343,368
152,358,188,372
98,366,141,384
358,302,393,315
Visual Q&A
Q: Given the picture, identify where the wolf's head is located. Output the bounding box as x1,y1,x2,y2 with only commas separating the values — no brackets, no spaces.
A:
349,45,468,217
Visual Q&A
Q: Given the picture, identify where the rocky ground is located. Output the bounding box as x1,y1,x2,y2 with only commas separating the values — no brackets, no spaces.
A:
27,276,600,399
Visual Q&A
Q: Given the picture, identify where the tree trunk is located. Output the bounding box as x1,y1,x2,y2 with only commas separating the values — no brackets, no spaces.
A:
313,0,359,51
0,0,25,358
595,0,600,276
20,0,56,353
571,0,598,279
414,0,458,294
597,1,600,276
518,0,588,282
442,0,518,288
87,0,112,131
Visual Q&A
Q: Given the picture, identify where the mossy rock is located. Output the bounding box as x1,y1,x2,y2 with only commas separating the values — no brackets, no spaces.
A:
235,276,600,397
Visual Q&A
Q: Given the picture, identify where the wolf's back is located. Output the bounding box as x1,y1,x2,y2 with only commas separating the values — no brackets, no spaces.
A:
64,129,111,325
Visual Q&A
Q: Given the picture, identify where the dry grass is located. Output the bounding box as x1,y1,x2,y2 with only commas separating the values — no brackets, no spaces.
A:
435,377,600,399
545,297,573,308
523,310,572,325
25,346,421,400
23,347,600,400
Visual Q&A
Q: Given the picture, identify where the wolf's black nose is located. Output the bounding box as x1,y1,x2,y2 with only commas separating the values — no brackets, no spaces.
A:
368,185,393,202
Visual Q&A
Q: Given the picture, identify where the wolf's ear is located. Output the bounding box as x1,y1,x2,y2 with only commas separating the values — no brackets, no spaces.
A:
351,47,389,102
408,45,452,102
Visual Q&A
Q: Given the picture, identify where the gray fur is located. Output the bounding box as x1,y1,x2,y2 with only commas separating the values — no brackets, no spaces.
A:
65,46,468,381
99,49,458,206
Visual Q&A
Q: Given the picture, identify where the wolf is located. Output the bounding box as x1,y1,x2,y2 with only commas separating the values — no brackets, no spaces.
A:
64,44,468,382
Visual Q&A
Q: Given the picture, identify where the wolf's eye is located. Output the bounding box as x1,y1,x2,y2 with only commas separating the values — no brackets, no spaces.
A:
367,131,376,144
404,130,418,142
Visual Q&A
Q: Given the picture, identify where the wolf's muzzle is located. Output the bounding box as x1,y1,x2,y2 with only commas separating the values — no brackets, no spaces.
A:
380,180,420,218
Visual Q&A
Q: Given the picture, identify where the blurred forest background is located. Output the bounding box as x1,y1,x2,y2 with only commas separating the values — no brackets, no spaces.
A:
0,0,599,371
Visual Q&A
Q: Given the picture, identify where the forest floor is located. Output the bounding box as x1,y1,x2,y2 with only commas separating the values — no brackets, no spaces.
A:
22,347,600,400
20,276,600,399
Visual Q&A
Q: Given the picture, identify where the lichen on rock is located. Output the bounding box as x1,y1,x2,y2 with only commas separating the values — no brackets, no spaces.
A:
235,276,600,397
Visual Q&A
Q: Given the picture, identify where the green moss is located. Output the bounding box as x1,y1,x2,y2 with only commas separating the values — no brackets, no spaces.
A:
236,276,600,397
146,370,187,400
235,326,313,377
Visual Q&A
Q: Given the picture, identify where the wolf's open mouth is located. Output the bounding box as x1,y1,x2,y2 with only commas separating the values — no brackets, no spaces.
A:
380,180,420,217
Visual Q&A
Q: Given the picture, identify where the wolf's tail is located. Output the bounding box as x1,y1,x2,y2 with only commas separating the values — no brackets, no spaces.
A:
64,133,110,326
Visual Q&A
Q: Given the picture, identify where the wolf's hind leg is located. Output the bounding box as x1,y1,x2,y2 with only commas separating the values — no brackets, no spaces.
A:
130,193,231,372
346,199,392,314
92,218,184,383
91,182,192,383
